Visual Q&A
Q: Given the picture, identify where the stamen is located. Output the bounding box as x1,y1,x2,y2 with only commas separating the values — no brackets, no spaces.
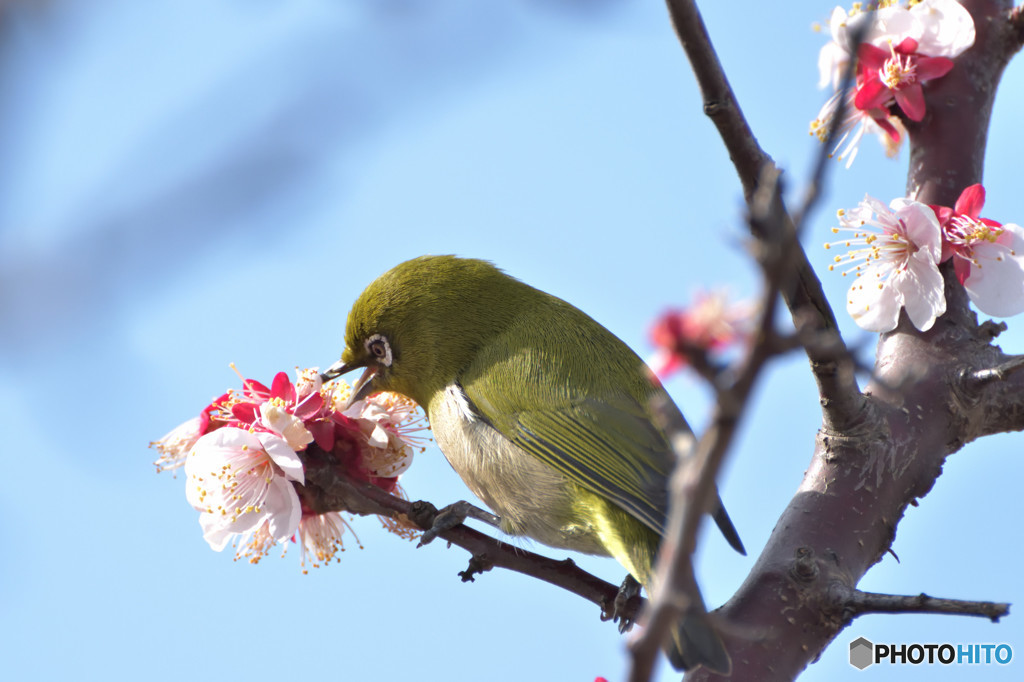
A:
880,42,917,90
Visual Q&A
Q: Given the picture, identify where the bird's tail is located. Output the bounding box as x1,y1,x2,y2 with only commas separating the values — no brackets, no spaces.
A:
712,493,746,555
665,600,732,674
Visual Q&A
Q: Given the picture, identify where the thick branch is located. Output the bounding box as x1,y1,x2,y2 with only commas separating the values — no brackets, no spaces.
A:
906,0,1017,204
1012,5,1024,50
681,2,1020,681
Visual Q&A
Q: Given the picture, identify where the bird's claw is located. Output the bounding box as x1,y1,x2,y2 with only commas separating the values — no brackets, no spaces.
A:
418,500,501,547
613,574,642,633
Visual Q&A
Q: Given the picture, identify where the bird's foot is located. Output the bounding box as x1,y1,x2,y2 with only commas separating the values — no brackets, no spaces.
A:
613,574,642,633
417,500,501,547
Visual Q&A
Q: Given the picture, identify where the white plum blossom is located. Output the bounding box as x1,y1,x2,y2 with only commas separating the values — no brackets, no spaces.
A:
342,392,427,478
185,427,304,552
259,400,314,451
296,512,362,573
294,366,323,399
913,0,976,57
827,195,945,332
150,416,203,473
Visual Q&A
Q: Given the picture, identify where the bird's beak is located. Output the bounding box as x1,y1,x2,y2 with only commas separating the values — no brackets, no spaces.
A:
320,360,378,408
320,359,352,384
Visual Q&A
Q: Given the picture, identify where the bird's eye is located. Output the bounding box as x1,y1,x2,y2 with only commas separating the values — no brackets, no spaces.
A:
365,334,393,367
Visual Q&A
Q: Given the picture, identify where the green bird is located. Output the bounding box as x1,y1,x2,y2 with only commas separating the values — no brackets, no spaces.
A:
323,255,744,673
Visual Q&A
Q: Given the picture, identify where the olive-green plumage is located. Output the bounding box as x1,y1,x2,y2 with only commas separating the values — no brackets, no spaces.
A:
332,255,742,673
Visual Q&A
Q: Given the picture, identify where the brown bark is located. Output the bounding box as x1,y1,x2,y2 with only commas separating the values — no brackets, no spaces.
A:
677,2,1022,680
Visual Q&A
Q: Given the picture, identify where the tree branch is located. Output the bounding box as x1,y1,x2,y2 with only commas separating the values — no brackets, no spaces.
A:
629,169,828,680
662,0,863,432
966,354,1024,386
295,443,644,627
830,583,1011,622
663,0,765,203
678,2,1021,680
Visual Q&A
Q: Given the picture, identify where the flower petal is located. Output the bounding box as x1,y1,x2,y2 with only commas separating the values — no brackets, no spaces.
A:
872,6,922,48
270,371,296,403
257,432,305,484
954,183,986,218
914,55,954,82
894,84,926,121
818,40,849,90
857,42,890,70
854,77,892,112
847,266,904,332
260,403,314,452
262,475,302,542
963,223,1024,317
894,37,919,54
912,0,976,58
293,391,324,420
892,198,943,262
897,255,947,331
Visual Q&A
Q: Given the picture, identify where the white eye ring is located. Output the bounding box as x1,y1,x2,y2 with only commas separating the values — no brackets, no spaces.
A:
365,334,393,367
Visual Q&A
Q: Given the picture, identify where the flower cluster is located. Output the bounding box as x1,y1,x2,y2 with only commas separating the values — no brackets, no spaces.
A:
151,366,428,571
827,185,1024,332
811,0,974,167
649,290,753,377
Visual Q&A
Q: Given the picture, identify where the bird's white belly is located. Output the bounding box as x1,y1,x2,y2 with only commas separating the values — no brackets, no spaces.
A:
428,384,608,555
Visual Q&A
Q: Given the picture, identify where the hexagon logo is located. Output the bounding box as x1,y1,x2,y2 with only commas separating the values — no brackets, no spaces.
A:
849,637,874,670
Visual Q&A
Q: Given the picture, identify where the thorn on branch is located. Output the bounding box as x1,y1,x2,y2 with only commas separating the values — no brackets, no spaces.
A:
830,583,1011,623
979,319,1007,339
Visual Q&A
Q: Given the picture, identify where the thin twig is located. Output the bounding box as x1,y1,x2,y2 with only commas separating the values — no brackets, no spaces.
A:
790,15,871,233
628,170,794,681
296,443,643,626
663,0,765,202
967,354,1024,387
831,583,1011,622
662,0,862,432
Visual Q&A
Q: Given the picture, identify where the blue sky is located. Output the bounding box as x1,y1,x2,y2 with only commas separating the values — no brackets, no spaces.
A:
1,1,1021,680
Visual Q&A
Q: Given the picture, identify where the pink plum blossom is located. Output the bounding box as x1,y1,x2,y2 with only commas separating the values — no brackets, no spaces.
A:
649,290,752,377
854,38,953,121
932,184,1024,317
813,0,974,165
810,89,905,167
156,365,429,568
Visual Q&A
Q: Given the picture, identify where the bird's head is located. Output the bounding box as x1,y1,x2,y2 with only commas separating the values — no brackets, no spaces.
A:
323,255,526,408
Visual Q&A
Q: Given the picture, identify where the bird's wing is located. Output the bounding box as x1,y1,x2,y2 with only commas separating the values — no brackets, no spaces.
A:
462,370,676,536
